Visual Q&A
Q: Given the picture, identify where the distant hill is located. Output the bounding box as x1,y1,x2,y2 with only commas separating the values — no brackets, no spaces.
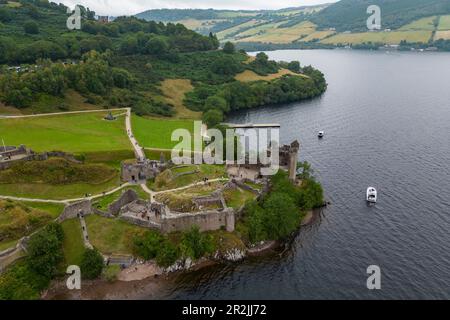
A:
136,0,450,48
311,0,450,32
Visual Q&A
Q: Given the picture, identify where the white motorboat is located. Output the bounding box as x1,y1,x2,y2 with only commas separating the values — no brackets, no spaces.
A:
366,187,377,203
318,131,324,138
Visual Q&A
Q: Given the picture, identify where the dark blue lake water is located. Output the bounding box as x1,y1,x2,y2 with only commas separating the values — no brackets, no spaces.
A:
157,49,450,299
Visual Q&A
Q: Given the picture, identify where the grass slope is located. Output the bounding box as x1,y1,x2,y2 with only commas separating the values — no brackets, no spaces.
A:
0,111,131,154
132,114,194,150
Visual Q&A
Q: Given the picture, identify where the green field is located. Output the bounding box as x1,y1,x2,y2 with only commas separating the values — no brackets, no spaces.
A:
23,202,65,219
85,215,145,255
0,111,131,154
399,16,437,31
61,218,85,266
0,176,120,200
152,164,226,191
132,115,194,150
438,15,450,30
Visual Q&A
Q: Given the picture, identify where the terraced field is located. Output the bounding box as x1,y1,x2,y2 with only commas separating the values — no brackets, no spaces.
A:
435,15,450,40
321,31,432,45
236,21,317,44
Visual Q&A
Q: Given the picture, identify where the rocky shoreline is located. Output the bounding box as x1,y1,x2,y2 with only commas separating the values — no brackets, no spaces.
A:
43,209,321,300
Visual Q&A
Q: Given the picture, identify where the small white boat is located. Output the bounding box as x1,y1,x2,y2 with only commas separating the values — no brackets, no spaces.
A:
318,131,324,138
366,187,377,203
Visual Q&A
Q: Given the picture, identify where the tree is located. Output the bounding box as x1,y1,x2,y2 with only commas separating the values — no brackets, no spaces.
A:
244,201,267,243
156,241,180,267
222,41,235,54
26,223,64,277
144,36,169,56
0,8,12,23
24,21,40,34
211,56,242,75
287,61,301,73
180,226,214,260
204,95,229,112
202,109,223,128
133,231,164,260
262,193,299,240
80,249,104,279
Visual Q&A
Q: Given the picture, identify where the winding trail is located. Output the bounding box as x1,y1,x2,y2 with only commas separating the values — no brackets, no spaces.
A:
0,107,224,205
0,108,128,119
0,183,132,204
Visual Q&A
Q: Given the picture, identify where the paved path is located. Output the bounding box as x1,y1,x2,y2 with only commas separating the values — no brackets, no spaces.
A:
125,108,146,161
0,183,132,204
78,213,93,249
0,108,128,119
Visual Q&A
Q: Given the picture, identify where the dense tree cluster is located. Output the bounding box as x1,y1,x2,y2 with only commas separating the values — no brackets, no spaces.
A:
133,226,215,267
185,65,327,126
0,223,64,300
238,165,324,244
0,1,219,65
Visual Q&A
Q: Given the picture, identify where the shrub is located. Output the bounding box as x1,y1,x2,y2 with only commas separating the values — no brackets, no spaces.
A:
222,41,235,54
202,109,223,128
26,223,64,278
24,21,40,34
80,249,104,279
133,231,165,260
180,226,215,260
156,241,180,267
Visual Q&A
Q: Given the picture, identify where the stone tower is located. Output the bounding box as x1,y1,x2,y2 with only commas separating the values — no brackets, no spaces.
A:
288,140,300,182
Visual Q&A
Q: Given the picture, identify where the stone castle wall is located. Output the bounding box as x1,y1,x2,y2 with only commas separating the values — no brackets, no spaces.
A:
58,200,92,222
161,208,235,233
108,189,139,215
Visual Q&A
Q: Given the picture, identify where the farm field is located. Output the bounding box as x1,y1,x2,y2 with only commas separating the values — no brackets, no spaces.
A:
437,15,450,30
399,16,437,31
237,21,316,43
321,31,432,45
299,30,336,42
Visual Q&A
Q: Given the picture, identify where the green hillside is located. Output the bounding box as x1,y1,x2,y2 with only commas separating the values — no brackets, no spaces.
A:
135,1,450,50
0,0,326,123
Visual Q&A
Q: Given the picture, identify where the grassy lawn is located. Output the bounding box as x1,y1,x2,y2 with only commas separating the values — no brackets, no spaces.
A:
61,218,85,266
85,215,145,255
145,149,172,161
132,115,194,150
23,202,65,219
321,31,432,45
152,164,226,191
223,188,256,209
0,175,120,200
0,239,18,251
0,111,131,154
159,79,201,120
